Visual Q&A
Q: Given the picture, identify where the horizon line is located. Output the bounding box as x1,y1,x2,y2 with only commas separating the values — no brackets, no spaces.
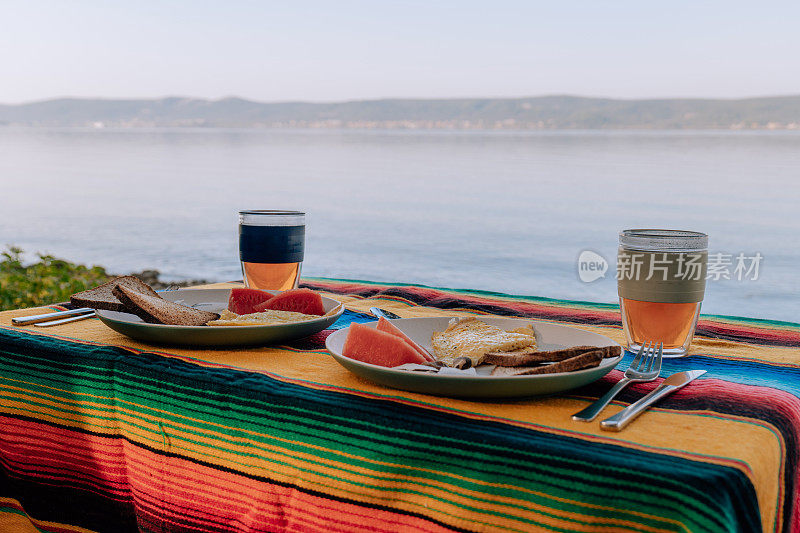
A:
4,93,800,107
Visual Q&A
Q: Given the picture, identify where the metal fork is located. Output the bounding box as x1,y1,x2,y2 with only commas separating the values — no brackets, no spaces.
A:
572,342,663,422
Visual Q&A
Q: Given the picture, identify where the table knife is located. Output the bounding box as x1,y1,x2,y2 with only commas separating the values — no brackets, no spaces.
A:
600,370,706,431
34,312,96,327
12,308,95,326
369,307,402,319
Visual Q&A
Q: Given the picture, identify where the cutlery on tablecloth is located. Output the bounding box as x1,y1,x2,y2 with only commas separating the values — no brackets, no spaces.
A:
369,307,402,320
599,369,707,431
11,286,183,328
34,312,96,327
12,308,95,326
572,341,663,422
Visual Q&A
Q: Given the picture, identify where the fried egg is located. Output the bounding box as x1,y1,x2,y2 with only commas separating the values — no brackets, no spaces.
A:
431,317,537,367
206,309,318,326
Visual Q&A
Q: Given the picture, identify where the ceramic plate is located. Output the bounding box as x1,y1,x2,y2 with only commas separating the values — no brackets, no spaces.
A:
325,317,622,398
96,288,343,346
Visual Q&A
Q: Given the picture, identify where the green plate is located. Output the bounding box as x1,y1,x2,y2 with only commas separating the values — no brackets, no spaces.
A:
96,288,343,346
325,317,622,398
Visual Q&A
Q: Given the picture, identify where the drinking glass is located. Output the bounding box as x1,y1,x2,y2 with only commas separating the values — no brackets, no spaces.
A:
238,210,305,291
617,229,708,358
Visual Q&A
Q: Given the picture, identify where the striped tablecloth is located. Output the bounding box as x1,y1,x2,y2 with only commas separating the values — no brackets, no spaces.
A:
1,279,799,533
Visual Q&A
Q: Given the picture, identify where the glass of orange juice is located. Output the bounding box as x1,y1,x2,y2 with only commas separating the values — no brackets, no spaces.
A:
617,229,707,358
239,210,305,291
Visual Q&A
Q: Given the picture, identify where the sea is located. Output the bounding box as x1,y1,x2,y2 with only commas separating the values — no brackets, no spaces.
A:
0,127,798,322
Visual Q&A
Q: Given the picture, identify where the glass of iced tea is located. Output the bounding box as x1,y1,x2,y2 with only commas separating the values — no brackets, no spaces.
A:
239,210,305,291
618,229,708,358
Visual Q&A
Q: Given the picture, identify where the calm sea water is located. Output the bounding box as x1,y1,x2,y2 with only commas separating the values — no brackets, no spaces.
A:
0,127,798,322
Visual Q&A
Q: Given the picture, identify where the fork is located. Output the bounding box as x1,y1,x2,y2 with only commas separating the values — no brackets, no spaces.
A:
571,342,663,422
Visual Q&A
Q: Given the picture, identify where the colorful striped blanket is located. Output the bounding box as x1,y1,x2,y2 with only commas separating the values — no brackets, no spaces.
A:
1,278,799,533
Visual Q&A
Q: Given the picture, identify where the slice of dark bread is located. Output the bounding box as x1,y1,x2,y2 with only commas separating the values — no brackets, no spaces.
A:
491,350,604,376
484,345,621,367
70,276,161,311
112,285,219,325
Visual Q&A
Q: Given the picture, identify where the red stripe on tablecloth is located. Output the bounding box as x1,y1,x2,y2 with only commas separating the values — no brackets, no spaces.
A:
1,418,131,498
0,416,459,533
695,321,800,347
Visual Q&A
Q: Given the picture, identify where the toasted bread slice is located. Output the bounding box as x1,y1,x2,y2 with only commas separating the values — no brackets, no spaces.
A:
70,276,161,311
490,350,604,376
484,345,620,367
112,285,219,325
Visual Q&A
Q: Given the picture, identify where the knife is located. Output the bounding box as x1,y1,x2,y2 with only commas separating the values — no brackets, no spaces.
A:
12,307,95,326
369,307,402,320
34,312,96,327
600,370,706,431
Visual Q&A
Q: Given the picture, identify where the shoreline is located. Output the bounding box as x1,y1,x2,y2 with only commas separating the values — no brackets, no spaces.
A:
125,269,211,290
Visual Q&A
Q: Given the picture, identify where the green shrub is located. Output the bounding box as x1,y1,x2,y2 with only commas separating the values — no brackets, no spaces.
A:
0,247,111,311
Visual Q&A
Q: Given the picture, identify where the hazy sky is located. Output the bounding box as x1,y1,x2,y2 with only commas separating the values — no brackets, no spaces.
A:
1,1,798,103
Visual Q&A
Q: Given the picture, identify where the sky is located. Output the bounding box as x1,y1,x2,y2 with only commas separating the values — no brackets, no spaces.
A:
1,0,799,104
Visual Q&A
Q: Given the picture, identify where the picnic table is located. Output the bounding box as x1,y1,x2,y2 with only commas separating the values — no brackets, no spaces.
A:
1,279,799,533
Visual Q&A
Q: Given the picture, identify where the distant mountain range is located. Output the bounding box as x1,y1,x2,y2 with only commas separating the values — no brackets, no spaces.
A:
1,95,799,129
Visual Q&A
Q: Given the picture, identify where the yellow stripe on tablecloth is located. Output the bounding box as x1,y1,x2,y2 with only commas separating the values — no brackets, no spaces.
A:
0,497,97,533
0,510,41,533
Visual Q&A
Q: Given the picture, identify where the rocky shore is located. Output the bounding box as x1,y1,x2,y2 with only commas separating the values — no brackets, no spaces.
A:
125,269,213,290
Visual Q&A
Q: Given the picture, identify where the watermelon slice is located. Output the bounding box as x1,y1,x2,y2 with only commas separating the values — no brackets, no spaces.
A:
343,323,426,367
228,288,274,315
254,288,325,316
376,317,435,362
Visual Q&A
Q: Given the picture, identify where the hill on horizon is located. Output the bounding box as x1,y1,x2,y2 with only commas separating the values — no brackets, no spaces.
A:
1,94,799,129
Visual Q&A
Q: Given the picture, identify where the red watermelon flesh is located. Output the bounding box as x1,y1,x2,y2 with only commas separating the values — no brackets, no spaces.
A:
376,317,435,362
228,288,275,315
254,288,325,316
343,322,426,367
